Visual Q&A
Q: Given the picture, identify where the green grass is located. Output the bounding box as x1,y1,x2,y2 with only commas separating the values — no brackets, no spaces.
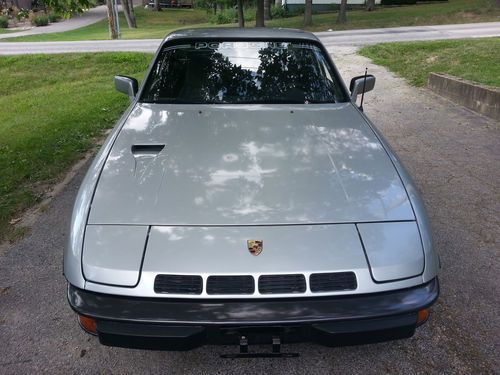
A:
0,53,152,242
359,38,500,87
0,28,17,34
6,0,500,42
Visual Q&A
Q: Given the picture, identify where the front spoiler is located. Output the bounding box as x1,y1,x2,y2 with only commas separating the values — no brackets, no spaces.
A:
68,278,439,350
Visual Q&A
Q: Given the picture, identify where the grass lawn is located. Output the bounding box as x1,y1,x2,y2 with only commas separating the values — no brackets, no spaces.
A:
359,37,500,87
6,0,500,42
0,28,18,34
0,53,151,242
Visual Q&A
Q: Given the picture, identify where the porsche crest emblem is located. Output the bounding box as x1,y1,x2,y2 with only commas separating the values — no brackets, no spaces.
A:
247,240,263,256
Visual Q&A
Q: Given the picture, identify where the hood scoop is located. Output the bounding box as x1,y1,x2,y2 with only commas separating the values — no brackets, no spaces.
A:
131,144,165,157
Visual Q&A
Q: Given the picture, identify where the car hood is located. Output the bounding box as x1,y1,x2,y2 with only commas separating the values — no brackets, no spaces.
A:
88,103,414,225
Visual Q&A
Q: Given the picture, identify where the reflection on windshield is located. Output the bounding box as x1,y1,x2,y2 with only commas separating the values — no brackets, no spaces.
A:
141,42,347,104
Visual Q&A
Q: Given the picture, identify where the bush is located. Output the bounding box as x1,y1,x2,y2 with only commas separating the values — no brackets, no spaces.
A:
0,15,8,28
16,8,30,21
271,5,289,19
32,14,49,26
209,10,234,24
243,7,256,22
381,0,417,4
48,12,61,22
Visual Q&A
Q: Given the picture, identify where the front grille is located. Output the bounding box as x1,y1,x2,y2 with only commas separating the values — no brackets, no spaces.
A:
258,274,306,294
310,272,357,292
154,274,203,295
206,275,255,295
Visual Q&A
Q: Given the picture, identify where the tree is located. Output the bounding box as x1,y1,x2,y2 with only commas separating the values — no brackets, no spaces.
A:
105,0,118,39
121,0,137,28
337,0,347,23
366,0,375,11
264,0,270,20
255,0,265,27
41,0,93,18
153,0,161,11
237,0,244,27
304,0,312,27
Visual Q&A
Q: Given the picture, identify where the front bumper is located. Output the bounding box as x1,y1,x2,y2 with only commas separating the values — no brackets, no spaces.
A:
68,278,439,350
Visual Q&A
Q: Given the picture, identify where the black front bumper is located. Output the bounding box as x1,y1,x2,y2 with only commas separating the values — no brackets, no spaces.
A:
68,278,439,350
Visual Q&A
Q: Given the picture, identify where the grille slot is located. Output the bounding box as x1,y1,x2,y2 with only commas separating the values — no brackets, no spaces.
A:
258,274,306,294
154,274,203,295
310,272,357,292
206,275,255,295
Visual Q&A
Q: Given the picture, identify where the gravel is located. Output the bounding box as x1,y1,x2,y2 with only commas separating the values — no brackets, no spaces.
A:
0,47,499,374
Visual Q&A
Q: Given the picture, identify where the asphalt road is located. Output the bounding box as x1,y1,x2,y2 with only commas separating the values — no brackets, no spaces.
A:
0,48,499,374
0,22,499,55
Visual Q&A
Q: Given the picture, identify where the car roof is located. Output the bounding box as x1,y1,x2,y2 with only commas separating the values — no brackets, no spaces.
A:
163,27,320,43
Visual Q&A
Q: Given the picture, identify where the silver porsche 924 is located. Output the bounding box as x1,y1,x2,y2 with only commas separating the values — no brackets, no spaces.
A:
64,28,439,354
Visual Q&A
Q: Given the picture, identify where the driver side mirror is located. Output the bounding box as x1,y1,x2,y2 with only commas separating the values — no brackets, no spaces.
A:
349,74,376,101
115,75,138,101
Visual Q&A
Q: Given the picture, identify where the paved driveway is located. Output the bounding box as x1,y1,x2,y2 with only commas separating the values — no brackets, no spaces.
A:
0,48,499,374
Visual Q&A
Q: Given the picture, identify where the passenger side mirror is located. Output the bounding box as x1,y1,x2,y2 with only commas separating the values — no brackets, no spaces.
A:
114,75,138,101
349,74,376,101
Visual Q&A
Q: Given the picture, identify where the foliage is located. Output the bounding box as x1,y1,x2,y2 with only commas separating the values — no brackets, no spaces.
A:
48,12,62,22
0,52,152,242
32,14,49,26
41,0,95,18
0,16,8,28
209,9,235,24
271,5,289,18
16,8,30,21
359,38,500,87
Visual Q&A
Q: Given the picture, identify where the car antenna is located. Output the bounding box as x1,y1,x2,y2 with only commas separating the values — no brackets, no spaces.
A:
359,67,368,112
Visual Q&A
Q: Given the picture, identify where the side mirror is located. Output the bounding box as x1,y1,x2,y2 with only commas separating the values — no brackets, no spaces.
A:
349,74,376,101
114,75,138,101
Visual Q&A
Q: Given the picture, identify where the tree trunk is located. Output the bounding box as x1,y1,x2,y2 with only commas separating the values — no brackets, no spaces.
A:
128,0,137,27
264,0,270,20
304,0,312,27
337,0,347,23
121,0,137,28
153,0,161,11
106,0,119,39
366,0,375,11
237,0,245,27
255,0,265,27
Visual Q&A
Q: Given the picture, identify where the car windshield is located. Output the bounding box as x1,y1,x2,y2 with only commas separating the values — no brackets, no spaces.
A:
140,41,348,104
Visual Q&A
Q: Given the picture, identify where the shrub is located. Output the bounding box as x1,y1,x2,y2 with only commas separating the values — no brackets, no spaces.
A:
0,15,8,28
209,11,234,24
16,8,30,20
243,7,256,22
381,0,417,4
32,14,49,26
271,5,289,19
48,12,61,22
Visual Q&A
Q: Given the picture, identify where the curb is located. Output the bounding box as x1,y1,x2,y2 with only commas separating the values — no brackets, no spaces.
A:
427,73,500,121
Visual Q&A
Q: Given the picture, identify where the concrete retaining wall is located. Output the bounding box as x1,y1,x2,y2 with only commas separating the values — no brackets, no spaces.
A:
428,73,500,121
